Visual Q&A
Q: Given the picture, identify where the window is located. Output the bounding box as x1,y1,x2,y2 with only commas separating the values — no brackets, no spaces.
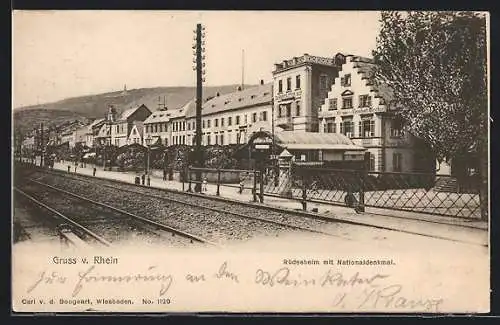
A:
362,119,375,137
154,124,158,132
215,133,219,145
221,118,225,127
164,123,168,131
359,95,372,108
320,75,329,90
326,122,336,133
369,154,375,171
215,119,219,127
228,116,232,126
207,120,211,128
207,134,211,145
295,102,301,116
296,75,301,89
393,153,403,172
261,111,267,121
287,77,292,91
329,98,337,110
220,132,224,145
340,120,354,138
116,125,119,133
252,113,257,123
390,119,403,137
183,122,186,131
341,74,351,87
187,122,190,131
203,120,206,129
278,80,283,93
244,115,248,124
182,135,185,144
160,123,164,132
236,116,240,125
342,97,353,109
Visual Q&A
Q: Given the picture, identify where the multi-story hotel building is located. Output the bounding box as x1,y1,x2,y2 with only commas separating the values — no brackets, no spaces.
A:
318,53,434,172
272,54,339,132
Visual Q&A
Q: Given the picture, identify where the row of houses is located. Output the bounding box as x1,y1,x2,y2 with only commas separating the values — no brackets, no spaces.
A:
22,52,445,174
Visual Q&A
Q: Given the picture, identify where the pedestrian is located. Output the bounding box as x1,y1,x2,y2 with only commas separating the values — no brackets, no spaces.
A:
202,177,208,192
239,180,244,194
163,169,167,181
67,165,71,173
74,165,77,173
93,167,97,176
141,174,146,185
147,175,151,187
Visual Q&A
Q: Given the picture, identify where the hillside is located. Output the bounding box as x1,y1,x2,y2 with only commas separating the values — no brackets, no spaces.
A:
13,109,90,136
14,84,254,136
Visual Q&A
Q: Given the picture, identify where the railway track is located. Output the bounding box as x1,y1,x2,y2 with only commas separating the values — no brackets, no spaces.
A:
17,166,487,247
15,181,215,248
18,170,348,244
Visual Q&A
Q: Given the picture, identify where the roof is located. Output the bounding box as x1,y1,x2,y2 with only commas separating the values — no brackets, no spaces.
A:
143,110,175,124
89,118,105,128
336,54,394,103
185,83,272,118
275,131,365,150
128,121,144,138
118,104,149,121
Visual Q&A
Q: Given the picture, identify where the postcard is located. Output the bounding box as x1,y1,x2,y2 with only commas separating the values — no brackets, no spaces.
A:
12,10,490,313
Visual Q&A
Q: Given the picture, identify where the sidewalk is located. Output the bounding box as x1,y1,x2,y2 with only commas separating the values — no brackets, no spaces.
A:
49,162,488,245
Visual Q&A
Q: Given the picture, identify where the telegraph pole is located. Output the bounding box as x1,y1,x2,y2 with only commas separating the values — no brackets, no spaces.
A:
192,23,206,192
40,122,44,167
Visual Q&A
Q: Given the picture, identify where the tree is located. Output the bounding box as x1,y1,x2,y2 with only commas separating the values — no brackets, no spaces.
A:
372,11,488,219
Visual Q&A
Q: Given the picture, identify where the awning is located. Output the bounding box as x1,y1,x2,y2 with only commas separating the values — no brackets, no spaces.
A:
344,150,365,155
285,144,365,150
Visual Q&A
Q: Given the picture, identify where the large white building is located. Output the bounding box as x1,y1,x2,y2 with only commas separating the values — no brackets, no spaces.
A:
318,53,434,172
272,54,339,132
165,82,272,146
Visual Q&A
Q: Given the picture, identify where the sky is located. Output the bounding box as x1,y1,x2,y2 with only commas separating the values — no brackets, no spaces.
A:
13,11,382,108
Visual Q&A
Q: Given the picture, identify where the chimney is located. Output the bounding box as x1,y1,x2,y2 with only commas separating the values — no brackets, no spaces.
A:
216,92,220,97
260,79,264,85
237,86,242,91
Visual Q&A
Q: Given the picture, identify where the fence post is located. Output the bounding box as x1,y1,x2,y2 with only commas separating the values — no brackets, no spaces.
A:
187,167,193,192
252,171,258,202
357,152,370,213
216,169,221,196
182,166,185,191
301,173,307,211
259,168,264,203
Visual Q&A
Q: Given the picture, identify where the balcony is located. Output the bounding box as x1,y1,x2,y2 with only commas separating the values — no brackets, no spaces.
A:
275,116,293,130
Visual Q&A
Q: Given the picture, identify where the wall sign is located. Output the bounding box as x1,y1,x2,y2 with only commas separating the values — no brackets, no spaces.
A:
276,90,302,102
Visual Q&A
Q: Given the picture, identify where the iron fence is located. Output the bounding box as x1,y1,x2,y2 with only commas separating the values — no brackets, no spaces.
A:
185,164,483,219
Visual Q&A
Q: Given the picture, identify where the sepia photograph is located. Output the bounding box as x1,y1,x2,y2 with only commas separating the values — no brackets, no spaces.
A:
12,10,490,314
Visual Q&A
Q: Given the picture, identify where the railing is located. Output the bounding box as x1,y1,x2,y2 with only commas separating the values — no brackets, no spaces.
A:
183,164,483,219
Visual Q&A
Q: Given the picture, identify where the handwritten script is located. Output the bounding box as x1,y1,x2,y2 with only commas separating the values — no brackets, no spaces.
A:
23,261,444,312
